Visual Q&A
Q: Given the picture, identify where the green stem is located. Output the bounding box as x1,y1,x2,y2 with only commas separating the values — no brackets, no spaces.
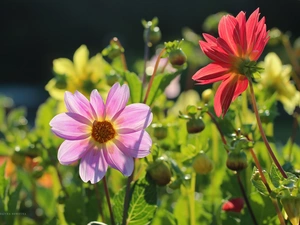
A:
122,159,135,225
248,80,287,178
288,113,299,162
143,48,166,104
236,172,258,225
188,172,196,225
112,37,128,71
142,27,150,87
103,176,115,225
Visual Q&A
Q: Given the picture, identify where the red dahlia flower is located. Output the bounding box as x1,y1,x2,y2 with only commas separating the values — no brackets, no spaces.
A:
192,8,269,117
222,197,245,213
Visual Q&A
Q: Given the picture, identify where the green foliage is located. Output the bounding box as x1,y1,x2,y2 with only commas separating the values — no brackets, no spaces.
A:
123,71,143,103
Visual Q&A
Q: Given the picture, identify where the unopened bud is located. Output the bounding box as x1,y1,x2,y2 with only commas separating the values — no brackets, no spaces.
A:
202,89,213,103
152,124,168,140
192,151,214,175
186,117,205,134
226,151,248,171
147,158,172,186
169,49,187,68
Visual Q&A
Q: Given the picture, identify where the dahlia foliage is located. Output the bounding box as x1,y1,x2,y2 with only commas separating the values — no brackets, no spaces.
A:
1,8,300,225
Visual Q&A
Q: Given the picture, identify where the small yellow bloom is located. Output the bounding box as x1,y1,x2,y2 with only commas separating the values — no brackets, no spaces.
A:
258,52,300,115
46,45,110,101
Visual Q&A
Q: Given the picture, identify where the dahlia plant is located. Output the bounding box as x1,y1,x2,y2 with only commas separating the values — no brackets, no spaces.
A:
1,8,300,225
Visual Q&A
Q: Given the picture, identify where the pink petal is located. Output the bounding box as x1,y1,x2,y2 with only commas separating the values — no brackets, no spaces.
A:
115,130,152,158
214,75,238,117
232,75,249,101
90,89,105,120
114,103,153,133
64,91,95,121
218,15,240,55
105,83,129,120
79,148,108,184
104,142,134,176
50,113,91,140
192,63,230,84
58,139,92,165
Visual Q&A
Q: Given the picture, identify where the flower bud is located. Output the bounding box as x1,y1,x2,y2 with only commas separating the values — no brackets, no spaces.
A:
202,89,213,103
192,151,214,175
144,26,161,46
169,49,187,67
281,196,300,225
152,124,168,140
226,151,248,171
186,117,205,134
222,197,244,213
147,158,172,186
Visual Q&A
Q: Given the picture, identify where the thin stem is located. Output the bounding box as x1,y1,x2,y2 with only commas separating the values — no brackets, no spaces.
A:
288,112,299,162
188,172,196,225
112,37,128,71
55,164,69,198
143,48,166,104
142,27,150,87
248,80,287,178
94,183,105,222
103,176,115,225
236,172,258,225
271,198,286,225
122,160,135,225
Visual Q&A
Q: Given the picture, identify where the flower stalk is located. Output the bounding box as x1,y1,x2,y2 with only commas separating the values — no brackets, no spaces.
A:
143,48,166,104
103,176,115,225
188,172,196,225
112,37,128,71
248,79,287,178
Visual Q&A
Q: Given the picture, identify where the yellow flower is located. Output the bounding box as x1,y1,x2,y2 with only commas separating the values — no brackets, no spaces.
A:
258,52,300,115
46,45,110,101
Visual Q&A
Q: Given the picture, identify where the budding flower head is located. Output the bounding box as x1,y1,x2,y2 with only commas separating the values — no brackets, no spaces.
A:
152,123,168,140
179,105,206,134
192,151,214,175
147,157,172,186
142,17,161,46
222,197,245,213
226,151,248,171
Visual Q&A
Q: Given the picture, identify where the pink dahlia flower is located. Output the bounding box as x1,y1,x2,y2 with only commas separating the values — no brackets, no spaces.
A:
192,8,269,117
50,83,153,184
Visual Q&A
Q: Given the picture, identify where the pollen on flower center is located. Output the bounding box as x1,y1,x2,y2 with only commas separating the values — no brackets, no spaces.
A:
92,120,116,143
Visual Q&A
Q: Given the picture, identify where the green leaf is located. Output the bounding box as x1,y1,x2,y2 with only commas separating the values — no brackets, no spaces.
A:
151,209,178,225
269,163,283,188
123,72,143,103
64,188,86,225
0,162,8,199
7,107,27,128
251,168,270,196
113,178,157,225
146,70,182,106
6,183,22,225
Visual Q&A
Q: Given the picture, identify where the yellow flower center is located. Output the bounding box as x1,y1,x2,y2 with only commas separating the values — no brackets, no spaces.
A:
92,121,116,143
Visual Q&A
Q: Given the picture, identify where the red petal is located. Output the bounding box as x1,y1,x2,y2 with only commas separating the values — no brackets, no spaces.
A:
200,41,231,64
203,33,217,44
222,198,245,213
236,11,247,55
218,15,240,56
192,63,230,84
214,75,238,117
232,75,249,101
246,8,260,53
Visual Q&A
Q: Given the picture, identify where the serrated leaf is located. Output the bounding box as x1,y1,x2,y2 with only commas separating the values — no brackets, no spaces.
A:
146,70,182,106
269,163,283,188
251,168,270,196
113,178,157,225
123,72,142,103
6,183,22,225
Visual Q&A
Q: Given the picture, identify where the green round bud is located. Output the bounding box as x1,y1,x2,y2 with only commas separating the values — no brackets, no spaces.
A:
186,117,205,134
192,152,214,175
169,49,187,67
152,124,168,140
144,27,161,46
11,152,25,166
202,89,213,103
147,158,172,186
226,151,248,171
107,46,122,60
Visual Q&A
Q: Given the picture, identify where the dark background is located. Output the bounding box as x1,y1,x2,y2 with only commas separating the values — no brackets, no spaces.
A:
1,0,300,141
